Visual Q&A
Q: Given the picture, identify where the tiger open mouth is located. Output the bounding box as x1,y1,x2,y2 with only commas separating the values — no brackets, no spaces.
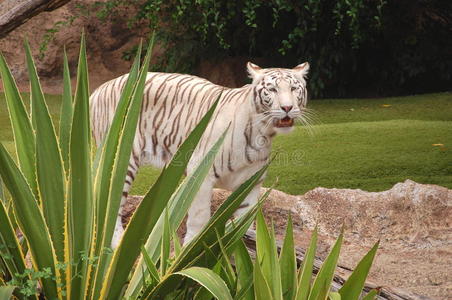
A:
275,116,294,128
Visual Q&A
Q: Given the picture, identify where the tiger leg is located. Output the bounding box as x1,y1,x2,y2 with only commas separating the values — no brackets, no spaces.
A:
183,178,215,245
233,182,262,219
111,154,140,249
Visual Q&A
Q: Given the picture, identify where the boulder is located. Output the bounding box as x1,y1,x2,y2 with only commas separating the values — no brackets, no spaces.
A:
0,0,147,94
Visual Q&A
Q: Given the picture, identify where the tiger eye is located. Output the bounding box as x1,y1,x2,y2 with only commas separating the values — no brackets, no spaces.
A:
269,87,277,92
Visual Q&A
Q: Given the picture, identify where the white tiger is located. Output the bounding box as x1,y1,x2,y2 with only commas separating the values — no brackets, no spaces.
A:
89,62,310,248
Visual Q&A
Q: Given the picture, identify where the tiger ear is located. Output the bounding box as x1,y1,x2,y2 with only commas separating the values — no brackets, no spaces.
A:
247,62,263,81
293,62,310,79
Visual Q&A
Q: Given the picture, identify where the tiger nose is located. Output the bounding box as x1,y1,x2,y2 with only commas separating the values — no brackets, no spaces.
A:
281,105,293,113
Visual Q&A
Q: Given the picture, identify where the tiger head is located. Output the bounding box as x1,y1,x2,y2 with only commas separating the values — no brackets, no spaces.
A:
247,62,309,134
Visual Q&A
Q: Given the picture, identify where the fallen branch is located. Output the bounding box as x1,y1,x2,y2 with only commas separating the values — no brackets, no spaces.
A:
243,230,431,300
0,0,71,38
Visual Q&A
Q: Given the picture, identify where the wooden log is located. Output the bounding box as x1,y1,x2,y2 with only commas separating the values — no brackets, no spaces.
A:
242,230,431,300
0,0,71,38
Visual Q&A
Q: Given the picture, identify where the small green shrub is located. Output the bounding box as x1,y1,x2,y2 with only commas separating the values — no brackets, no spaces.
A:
135,209,380,300
245,211,379,300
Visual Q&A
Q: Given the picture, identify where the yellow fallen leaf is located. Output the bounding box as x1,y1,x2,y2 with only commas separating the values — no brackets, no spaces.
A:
432,144,444,147
382,104,392,107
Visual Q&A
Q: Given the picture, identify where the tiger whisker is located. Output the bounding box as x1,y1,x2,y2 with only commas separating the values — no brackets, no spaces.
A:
295,115,317,136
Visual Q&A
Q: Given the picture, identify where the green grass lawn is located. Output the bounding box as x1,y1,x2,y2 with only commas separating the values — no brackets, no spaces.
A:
1,92,451,195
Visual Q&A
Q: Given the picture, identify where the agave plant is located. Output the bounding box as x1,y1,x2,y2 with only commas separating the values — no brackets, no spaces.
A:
131,208,380,300
202,211,380,300
0,35,264,299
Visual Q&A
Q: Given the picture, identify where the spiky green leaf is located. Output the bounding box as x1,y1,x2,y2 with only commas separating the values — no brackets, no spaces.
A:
68,33,93,299
59,47,73,174
233,240,254,300
161,209,171,275
141,246,160,284
25,40,66,264
279,214,297,300
254,259,274,300
0,53,36,196
0,144,58,298
295,228,318,300
89,38,144,300
256,210,283,300
338,241,379,300
308,233,343,300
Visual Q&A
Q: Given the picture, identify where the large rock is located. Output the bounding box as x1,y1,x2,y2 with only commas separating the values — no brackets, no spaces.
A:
287,179,450,247
0,0,148,94
124,180,452,299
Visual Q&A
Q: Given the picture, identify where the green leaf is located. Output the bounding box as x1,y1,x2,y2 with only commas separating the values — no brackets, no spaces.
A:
270,223,283,300
141,246,160,284
256,209,270,270
0,144,58,298
89,38,144,300
95,40,146,254
361,288,379,300
175,267,233,300
253,259,274,300
295,228,318,300
232,240,254,300
338,241,379,300
161,209,171,275
97,38,156,299
59,47,73,174
215,230,236,290
0,286,16,300
0,53,37,197
0,176,5,204
25,40,66,264
68,33,93,300
279,214,297,300
256,210,283,300
308,233,343,300
269,222,283,300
